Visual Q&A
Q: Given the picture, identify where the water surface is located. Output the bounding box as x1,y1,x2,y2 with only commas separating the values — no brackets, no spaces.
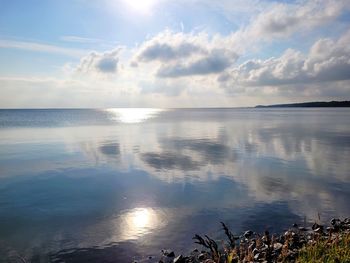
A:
0,108,349,262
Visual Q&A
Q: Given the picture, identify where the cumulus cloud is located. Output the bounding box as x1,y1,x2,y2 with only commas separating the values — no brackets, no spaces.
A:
135,31,238,78
250,0,349,38
131,1,350,79
136,31,208,62
219,30,350,90
138,41,205,62
225,0,350,44
157,49,236,78
76,48,121,75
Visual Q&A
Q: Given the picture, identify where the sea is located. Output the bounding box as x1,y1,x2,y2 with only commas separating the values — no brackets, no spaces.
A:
0,108,349,262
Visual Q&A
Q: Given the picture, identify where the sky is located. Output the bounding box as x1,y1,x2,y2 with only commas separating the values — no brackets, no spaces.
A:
0,0,350,108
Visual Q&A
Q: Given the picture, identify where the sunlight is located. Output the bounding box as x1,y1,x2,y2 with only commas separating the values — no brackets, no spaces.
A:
132,208,151,228
107,108,164,123
121,0,158,14
116,207,165,241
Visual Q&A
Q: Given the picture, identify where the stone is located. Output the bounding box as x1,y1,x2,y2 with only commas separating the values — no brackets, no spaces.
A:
167,251,175,257
244,230,253,238
314,227,323,234
198,253,206,260
273,242,283,251
326,226,333,232
173,255,184,263
254,253,260,261
252,248,259,255
331,218,340,225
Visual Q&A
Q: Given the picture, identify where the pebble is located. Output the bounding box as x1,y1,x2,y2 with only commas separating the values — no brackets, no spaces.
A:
273,242,283,251
197,253,206,260
167,251,175,257
173,255,184,263
244,230,253,238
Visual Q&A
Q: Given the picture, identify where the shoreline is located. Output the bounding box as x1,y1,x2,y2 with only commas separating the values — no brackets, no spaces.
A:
154,217,350,263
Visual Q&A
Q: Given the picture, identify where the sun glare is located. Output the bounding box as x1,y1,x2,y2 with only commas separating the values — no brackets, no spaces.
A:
132,208,151,228
107,108,164,123
116,207,166,241
121,0,157,14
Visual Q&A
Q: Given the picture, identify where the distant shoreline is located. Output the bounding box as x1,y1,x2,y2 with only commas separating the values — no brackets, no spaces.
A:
255,100,350,108
0,101,350,110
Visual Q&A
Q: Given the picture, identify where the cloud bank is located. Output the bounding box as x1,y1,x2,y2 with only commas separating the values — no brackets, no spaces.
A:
219,30,350,90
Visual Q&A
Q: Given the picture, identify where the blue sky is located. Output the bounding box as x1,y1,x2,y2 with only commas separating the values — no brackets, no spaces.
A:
0,0,350,108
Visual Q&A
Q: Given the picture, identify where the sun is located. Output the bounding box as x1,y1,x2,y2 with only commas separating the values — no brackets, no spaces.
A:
121,0,158,14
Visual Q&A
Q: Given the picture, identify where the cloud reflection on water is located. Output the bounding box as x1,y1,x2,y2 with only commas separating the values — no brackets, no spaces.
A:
1,109,350,261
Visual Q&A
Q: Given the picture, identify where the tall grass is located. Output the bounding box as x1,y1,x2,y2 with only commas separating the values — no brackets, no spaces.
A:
296,232,350,263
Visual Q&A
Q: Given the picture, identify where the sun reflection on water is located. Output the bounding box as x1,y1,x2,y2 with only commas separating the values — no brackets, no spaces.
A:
107,108,164,124
117,207,166,241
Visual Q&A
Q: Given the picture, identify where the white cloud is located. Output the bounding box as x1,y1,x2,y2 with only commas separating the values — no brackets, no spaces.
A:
135,30,238,78
249,0,349,39
75,48,122,75
219,30,350,92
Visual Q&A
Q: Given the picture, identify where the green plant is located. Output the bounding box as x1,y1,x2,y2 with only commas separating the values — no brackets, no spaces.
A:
296,232,350,263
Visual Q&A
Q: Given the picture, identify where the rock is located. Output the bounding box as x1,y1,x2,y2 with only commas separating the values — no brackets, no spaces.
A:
198,253,206,260
298,226,307,231
173,255,185,263
254,253,260,261
314,227,323,234
312,222,320,230
244,230,253,238
331,218,340,225
273,242,283,251
260,244,268,252
288,251,297,260
167,251,175,257
292,223,298,227
252,248,259,255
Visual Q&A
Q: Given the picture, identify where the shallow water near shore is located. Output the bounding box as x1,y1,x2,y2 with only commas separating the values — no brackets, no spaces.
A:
0,108,349,262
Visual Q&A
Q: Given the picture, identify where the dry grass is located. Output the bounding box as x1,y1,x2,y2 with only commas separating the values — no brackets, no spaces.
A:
296,232,350,263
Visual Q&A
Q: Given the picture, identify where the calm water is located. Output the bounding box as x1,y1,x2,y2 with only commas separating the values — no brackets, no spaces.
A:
0,108,350,262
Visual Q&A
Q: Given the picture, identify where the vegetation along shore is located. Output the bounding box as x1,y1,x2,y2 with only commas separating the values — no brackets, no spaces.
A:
152,217,350,263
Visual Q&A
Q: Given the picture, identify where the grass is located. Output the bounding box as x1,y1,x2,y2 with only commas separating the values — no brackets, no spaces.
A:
296,232,350,263
192,222,350,263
